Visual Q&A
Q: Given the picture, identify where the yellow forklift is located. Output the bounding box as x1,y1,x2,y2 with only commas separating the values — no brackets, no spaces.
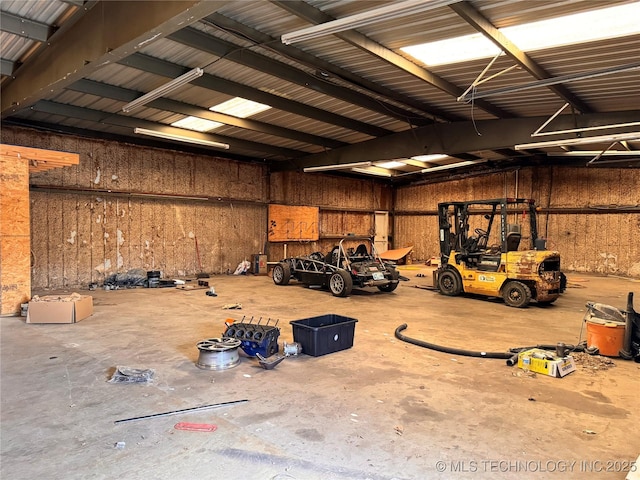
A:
434,198,565,308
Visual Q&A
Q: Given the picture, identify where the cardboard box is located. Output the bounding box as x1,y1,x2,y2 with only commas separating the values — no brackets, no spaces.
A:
26,294,93,324
517,348,576,378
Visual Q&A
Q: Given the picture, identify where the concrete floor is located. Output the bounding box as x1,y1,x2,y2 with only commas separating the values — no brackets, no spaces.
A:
2,269,639,480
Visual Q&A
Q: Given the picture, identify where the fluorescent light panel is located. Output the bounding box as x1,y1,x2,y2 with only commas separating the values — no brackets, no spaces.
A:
515,132,640,150
172,117,222,132
133,128,229,149
402,3,640,66
122,68,203,113
304,161,372,172
551,151,640,157
351,167,392,177
420,160,485,173
281,0,460,45
170,97,271,133
211,97,270,117
376,161,407,169
411,154,449,163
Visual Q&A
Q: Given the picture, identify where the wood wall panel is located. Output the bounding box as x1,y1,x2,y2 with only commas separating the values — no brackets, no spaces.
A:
270,171,392,211
395,167,640,277
0,155,30,314
6,125,638,284
4,126,269,289
29,192,48,288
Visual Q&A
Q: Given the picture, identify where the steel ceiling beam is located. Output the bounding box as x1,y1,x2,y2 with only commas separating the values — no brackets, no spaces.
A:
459,62,640,102
450,1,592,114
0,11,54,42
1,1,228,117
203,13,462,123
68,79,347,149
169,27,429,126
273,0,514,119
3,117,256,163
31,100,306,159
119,53,390,137
285,110,640,169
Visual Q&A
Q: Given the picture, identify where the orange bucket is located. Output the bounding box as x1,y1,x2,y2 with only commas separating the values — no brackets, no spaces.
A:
585,318,626,357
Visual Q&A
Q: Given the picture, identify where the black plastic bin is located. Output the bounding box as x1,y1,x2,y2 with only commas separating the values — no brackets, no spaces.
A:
290,314,358,357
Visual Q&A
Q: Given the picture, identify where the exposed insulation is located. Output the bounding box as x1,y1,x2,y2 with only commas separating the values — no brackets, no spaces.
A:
394,167,640,277
4,125,638,285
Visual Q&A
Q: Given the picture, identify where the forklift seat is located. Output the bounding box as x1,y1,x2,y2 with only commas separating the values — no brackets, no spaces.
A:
506,224,521,252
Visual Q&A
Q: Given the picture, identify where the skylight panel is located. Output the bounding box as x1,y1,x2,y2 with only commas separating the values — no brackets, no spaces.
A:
401,3,640,67
170,97,272,133
171,117,222,132
210,97,271,118
376,161,407,169
411,154,449,162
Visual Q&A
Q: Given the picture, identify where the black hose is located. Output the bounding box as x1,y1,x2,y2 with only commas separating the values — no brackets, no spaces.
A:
394,324,587,366
395,324,514,359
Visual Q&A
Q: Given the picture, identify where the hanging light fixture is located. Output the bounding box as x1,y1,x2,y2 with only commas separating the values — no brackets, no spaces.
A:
122,68,204,113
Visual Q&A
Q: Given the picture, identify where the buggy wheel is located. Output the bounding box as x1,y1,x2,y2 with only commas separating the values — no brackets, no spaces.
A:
329,270,353,297
272,262,291,286
437,269,462,296
378,282,398,292
502,281,532,308
378,268,400,292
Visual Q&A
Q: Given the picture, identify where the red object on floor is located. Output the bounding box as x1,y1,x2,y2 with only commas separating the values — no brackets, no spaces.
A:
174,422,217,432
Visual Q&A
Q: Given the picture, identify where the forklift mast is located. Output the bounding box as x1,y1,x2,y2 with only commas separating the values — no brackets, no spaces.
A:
438,198,541,264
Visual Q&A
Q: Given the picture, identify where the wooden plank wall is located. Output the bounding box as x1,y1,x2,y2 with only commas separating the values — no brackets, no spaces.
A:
268,171,392,260
4,127,268,289
394,167,640,277
4,125,637,284
0,155,30,314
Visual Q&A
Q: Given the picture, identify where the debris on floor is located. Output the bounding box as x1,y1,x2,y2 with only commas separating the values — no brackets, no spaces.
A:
174,422,217,432
222,303,242,309
233,260,251,275
108,366,155,384
572,352,616,372
114,441,126,449
104,269,148,289
176,284,208,291
205,287,217,297
114,399,249,424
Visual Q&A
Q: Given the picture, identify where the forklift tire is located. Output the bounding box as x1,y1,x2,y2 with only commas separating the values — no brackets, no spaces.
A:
272,262,291,286
502,281,532,308
437,269,462,296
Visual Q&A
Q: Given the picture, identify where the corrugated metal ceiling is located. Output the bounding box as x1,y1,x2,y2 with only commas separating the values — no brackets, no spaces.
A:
1,0,638,182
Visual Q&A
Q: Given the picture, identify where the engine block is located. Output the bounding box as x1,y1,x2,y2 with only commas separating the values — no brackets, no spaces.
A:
223,316,280,358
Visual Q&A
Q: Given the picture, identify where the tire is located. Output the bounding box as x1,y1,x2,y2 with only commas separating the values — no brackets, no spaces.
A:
437,269,462,296
378,268,400,292
272,262,291,286
502,281,532,308
559,272,567,293
329,270,353,297
378,282,399,292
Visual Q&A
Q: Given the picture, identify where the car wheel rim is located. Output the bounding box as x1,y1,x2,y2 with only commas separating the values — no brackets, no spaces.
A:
274,268,282,282
331,275,343,292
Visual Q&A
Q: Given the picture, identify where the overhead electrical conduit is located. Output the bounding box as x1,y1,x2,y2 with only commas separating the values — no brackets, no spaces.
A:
394,324,589,366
